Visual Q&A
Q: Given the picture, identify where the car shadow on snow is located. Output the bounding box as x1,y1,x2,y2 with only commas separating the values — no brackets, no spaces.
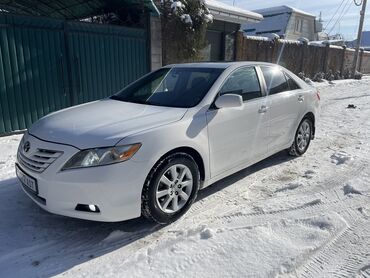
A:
197,150,296,201
0,151,295,277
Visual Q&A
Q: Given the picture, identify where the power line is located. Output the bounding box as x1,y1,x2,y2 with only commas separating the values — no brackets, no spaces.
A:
327,0,352,35
324,0,346,30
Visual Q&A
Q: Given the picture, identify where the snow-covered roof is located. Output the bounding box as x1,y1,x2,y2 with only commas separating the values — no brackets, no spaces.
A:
243,12,289,37
243,5,316,37
205,0,262,25
254,5,315,18
309,40,345,47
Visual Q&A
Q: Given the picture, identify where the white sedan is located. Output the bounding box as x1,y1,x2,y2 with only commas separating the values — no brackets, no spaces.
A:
16,62,320,224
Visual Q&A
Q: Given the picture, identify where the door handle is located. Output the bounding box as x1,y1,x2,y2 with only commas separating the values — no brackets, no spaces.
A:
298,95,304,102
258,105,268,113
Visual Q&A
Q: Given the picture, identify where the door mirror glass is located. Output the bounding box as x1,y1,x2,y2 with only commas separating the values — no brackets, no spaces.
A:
215,94,243,109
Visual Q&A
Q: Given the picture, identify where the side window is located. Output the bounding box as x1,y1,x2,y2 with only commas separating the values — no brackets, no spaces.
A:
220,67,262,101
261,66,289,95
285,73,301,90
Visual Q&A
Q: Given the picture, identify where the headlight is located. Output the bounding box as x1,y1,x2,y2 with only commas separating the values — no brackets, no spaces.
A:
62,143,141,170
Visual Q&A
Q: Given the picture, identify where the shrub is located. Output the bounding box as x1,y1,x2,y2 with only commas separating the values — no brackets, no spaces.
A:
159,0,213,64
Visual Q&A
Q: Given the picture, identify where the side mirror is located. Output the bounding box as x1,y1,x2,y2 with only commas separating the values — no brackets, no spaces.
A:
215,94,243,109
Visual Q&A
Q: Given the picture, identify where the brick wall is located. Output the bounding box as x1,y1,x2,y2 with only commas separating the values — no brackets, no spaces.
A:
150,15,162,71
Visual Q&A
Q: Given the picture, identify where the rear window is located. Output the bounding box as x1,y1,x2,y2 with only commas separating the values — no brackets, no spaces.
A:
261,66,289,95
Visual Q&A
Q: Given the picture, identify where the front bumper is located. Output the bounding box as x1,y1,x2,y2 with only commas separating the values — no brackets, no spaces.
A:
16,134,150,222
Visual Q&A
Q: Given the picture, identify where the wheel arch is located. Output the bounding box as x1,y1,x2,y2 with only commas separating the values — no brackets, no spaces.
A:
303,112,315,138
155,147,206,184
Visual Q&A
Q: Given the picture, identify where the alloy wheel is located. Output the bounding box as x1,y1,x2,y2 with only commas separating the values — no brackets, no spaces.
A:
155,164,193,213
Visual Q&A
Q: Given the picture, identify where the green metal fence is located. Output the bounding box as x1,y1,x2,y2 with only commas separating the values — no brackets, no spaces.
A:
0,13,149,135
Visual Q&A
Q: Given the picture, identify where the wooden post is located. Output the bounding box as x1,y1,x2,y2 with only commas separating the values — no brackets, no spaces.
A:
352,0,367,75
323,44,330,73
340,46,346,76
358,48,364,72
300,41,307,73
235,31,244,61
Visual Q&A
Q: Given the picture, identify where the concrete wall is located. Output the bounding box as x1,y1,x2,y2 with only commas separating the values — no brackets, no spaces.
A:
150,15,162,71
235,32,370,77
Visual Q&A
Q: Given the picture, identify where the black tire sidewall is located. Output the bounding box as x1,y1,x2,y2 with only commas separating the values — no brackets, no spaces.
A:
145,154,200,224
294,118,312,155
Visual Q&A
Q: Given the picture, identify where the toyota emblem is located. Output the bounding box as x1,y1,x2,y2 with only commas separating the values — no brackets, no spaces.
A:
23,141,30,153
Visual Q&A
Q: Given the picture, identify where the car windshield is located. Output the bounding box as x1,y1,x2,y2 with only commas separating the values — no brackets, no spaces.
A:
111,67,224,108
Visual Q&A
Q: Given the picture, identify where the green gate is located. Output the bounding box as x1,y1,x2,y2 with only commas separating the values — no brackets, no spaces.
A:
0,13,149,135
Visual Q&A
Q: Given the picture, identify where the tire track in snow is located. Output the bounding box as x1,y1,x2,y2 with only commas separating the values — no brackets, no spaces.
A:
358,265,370,278
185,156,366,223
288,208,370,278
182,159,367,227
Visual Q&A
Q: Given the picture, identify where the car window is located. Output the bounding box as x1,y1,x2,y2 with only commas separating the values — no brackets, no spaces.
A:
285,73,301,90
261,66,290,95
111,67,224,108
220,67,262,101
186,72,211,90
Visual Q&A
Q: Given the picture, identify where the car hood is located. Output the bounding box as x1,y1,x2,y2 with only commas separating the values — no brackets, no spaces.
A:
29,99,187,149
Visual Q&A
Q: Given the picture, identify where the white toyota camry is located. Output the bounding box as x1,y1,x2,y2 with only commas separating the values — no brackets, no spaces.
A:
16,62,320,224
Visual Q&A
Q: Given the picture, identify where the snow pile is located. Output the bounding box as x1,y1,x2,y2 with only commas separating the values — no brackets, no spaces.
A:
180,14,192,25
330,151,353,165
171,1,184,13
203,13,213,23
244,35,270,41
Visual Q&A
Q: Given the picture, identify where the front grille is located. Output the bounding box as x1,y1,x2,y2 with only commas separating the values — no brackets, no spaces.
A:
18,148,63,173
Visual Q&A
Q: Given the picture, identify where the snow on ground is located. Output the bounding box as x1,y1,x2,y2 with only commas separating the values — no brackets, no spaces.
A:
1,78,370,277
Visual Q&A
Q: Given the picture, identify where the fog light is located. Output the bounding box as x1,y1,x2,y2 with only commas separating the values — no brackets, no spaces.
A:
75,204,100,213
89,204,97,212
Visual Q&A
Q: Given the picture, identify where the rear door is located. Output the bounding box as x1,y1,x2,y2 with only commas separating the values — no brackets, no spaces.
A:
259,66,305,153
206,66,269,177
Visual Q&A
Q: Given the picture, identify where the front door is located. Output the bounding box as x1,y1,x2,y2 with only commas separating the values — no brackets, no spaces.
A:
206,66,269,178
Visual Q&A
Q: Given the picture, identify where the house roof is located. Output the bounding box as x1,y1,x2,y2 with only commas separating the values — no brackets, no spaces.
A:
254,5,315,18
205,0,262,25
243,12,290,37
359,31,370,47
347,31,370,48
0,0,159,19
243,5,316,37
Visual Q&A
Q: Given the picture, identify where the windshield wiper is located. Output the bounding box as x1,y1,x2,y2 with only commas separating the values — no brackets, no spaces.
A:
110,95,123,101
110,95,150,105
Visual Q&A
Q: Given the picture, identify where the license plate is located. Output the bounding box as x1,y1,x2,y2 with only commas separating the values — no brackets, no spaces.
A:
16,165,38,194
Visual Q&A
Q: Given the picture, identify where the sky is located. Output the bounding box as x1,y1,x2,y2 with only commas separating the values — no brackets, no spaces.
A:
219,0,369,40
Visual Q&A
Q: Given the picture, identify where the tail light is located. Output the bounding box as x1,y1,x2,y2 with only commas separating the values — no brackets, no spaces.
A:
316,90,320,101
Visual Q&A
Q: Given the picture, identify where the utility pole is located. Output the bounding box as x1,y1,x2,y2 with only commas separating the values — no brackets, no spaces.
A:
352,0,367,76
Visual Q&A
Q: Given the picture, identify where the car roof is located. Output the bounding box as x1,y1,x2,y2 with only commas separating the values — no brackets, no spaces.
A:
164,61,279,69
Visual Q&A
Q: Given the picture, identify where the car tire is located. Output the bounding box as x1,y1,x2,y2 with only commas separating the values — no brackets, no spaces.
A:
141,152,200,224
288,118,313,157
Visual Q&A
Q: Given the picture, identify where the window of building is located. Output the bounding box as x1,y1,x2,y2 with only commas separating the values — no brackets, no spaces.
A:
295,18,303,33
